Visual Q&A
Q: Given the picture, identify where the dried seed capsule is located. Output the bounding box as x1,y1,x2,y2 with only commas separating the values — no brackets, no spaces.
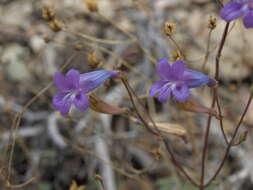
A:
208,16,217,30
48,19,62,32
42,7,55,21
164,22,176,36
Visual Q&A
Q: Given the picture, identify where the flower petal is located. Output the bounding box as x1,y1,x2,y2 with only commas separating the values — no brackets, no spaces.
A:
182,69,216,88
220,2,243,22
149,80,168,97
53,92,72,115
243,10,253,28
158,85,172,102
54,69,80,92
156,58,171,79
170,61,186,79
65,69,80,89
74,92,89,111
172,84,190,103
79,70,118,93
54,72,69,91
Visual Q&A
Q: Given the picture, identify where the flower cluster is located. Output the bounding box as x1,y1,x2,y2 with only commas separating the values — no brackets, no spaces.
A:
149,59,216,103
221,0,253,28
53,69,118,115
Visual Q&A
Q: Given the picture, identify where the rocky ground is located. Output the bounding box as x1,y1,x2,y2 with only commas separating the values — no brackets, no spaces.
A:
0,0,253,190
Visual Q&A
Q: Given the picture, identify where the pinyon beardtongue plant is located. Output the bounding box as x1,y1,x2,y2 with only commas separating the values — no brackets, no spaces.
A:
220,0,253,28
149,59,216,103
53,69,119,115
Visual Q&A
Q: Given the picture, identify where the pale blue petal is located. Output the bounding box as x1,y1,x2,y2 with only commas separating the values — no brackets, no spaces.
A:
182,69,215,88
79,70,117,93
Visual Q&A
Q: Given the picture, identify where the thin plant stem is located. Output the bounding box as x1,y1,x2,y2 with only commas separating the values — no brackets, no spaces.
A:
63,28,134,45
215,94,229,145
7,53,78,183
215,0,224,7
121,78,158,135
199,90,216,190
215,23,230,80
205,95,252,187
168,35,186,60
121,77,199,187
98,12,157,64
199,22,230,190
202,30,213,71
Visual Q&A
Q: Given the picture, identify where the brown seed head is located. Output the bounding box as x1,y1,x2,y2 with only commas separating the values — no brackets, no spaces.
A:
48,19,62,32
164,22,176,36
87,52,101,68
208,16,217,30
42,7,55,21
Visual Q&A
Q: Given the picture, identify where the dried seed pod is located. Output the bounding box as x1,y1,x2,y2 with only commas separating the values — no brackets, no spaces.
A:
48,19,62,32
164,22,176,36
87,52,101,68
42,7,55,21
208,16,217,30
89,94,128,115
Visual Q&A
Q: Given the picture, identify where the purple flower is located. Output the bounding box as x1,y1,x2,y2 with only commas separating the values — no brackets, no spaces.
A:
149,59,216,103
53,69,118,115
220,0,253,28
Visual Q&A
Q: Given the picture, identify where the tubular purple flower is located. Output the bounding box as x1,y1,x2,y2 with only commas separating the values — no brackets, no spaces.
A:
149,59,216,103
220,0,253,28
52,69,119,115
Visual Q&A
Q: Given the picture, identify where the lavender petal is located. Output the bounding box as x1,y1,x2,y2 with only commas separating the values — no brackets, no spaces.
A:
170,61,186,79
220,2,243,22
65,69,80,89
149,80,168,97
158,85,172,102
172,84,190,103
243,10,253,28
156,58,172,80
53,92,72,115
54,72,70,92
73,92,89,111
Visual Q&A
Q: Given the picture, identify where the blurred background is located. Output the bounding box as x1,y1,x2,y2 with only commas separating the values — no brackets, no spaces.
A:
0,0,253,189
